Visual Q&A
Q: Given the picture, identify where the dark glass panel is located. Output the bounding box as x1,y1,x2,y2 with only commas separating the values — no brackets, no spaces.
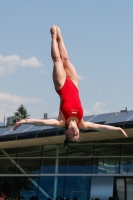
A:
0,148,18,157
41,158,55,174
67,158,93,174
59,157,93,174
120,158,133,174
93,157,120,174
121,138,133,143
59,147,68,157
0,177,13,198
56,176,91,199
58,158,67,174
16,158,41,174
43,145,57,157
68,144,94,156
38,176,54,200
0,158,16,174
96,139,121,143
18,146,43,157
121,144,133,156
0,177,39,199
13,177,39,200
94,144,121,156
56,176,64,198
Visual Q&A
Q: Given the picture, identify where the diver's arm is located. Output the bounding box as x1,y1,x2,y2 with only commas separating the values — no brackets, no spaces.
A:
13,118,62,130
82,121,127,137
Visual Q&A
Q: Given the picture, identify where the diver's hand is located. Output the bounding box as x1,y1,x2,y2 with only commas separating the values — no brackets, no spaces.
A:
118,127,128,137
13,120,23,130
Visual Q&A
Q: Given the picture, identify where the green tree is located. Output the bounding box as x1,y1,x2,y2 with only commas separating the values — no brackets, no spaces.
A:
13,104,30,123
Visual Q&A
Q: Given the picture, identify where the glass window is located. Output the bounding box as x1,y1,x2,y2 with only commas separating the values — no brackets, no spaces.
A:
58,158,67,174
56,176,91,200
16,158,41,174
122,138,133,143
0,177,13,198
41,158,56,174
0,148,18,157
0,158,16,174
91,176,114,200
93,158,120,174
96,139,121,144
121,144,133,156
68,144,94,156
14,177,39,200
94,144,121,156
38,176,54,200
59,147,68,157
58,158,92,174
0,177,39,200
120,158,133,174
56,176,65,198
43,145,57,157
18,146,43,157
66,158,93,174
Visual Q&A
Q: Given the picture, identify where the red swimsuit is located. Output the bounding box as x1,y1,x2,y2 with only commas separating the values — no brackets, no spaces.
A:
56,78,83,123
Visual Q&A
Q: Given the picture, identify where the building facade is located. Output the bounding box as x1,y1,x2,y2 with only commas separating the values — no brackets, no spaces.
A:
0,110,133,200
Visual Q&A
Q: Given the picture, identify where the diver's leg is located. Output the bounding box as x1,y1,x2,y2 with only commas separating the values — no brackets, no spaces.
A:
56,26,78,87
50,25,66,91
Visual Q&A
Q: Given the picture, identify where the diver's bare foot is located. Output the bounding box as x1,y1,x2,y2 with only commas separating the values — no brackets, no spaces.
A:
56,26,62,40
50,25,57,38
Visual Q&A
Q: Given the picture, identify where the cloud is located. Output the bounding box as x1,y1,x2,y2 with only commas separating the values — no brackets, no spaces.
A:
0,92,44,122
0,54,43,76
0,65,15,76
84,101,109,116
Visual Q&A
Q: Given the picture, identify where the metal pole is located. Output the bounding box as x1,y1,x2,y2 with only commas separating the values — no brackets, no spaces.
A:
4,116,5,126
53,146,59,200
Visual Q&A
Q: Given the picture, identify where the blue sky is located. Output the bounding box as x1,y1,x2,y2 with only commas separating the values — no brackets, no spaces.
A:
0,1,133,123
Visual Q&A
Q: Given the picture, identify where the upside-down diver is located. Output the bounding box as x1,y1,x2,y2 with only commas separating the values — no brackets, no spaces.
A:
13,25,127,147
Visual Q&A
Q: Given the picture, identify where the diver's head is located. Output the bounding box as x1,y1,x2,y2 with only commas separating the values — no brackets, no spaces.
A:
66,125,80,142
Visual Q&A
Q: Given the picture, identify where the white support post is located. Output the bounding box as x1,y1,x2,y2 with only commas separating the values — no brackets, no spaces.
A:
53,146,59,200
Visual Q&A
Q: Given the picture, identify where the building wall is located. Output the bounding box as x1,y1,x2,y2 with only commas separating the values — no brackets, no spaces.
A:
0,138,133,200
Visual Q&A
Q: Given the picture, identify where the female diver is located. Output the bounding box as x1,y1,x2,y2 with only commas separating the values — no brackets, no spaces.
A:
13,25,127,146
